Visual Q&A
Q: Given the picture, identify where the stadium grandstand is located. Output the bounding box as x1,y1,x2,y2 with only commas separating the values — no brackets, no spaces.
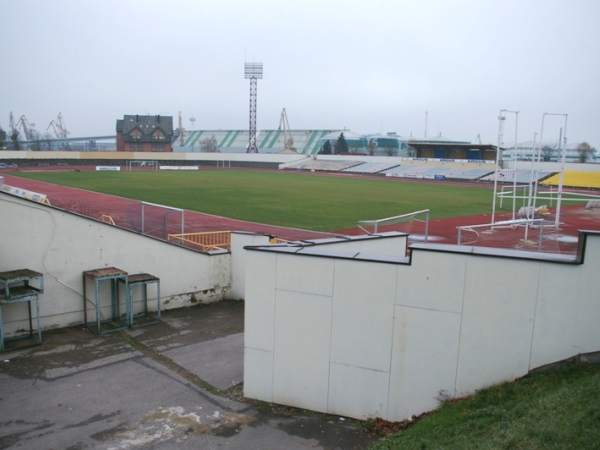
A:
480,169,554,184
540,170,600,189
173,129,473,157
174,129,337,155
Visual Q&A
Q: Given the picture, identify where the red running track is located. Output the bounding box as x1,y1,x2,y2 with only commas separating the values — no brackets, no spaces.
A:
3,172,600,250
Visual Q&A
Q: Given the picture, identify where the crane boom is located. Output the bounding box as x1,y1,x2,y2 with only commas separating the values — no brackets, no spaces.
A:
278,108,294,150
16,115,35,140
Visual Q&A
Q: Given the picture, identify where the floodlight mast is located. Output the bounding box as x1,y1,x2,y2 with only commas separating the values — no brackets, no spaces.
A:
244,62,263,153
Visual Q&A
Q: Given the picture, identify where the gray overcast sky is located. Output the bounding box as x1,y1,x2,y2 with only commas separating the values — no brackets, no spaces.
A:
2,0,599,147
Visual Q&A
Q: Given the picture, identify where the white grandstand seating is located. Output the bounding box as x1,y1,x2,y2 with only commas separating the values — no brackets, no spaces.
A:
285,158,497,181
447,168,494,180
480,169,554,183
342,162,400,174
285,160,363,172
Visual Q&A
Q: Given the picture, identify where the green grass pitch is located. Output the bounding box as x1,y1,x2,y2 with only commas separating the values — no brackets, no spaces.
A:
12,170,499,232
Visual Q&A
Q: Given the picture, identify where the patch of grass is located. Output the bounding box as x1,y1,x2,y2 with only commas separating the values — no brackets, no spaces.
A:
12,170,500,232
369,362,600,450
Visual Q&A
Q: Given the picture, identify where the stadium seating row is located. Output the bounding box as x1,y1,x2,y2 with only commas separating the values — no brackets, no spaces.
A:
540,171,600,189
285,160,363,172
282,160,573,184
480,169,554,184
342,162,400,174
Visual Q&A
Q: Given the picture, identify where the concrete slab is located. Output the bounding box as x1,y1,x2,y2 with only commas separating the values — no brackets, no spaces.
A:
163,332,244,391
0,301,377,449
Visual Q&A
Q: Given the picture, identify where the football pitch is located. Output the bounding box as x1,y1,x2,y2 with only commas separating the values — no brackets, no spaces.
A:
12,170,499,232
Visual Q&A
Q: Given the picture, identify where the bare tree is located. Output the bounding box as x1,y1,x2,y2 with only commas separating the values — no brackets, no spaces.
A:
540,144,556,162
366,139,377,156
31,131,43,151
43,132,54,151
200,135,219,153
384,143,397,156
10,130,21,150
576,141,596,163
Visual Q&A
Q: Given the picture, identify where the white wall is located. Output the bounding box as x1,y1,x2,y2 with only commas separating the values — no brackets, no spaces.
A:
0,150,307,165
0,193,231,336
230,232,272,300
244,233,600,421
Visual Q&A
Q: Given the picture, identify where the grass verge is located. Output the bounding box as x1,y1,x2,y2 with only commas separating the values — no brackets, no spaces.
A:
369,361,600,450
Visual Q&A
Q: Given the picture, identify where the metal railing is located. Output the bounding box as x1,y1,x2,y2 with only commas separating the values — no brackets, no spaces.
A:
99,214,116,225
167,231,231,252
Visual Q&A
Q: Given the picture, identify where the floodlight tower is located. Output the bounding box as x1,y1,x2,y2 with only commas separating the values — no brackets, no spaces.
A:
244,62,263,153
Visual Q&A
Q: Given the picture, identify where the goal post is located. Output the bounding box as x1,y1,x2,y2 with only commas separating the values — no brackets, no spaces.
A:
126,201,184,240
127,160,159,171
357,209,429,241
456,218,565,253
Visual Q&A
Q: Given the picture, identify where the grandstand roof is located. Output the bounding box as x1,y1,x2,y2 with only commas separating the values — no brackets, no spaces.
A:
406,142,498,151
322,130,363,140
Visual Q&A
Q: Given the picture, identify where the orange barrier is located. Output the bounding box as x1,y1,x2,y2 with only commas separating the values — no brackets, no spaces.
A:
168,231,231,252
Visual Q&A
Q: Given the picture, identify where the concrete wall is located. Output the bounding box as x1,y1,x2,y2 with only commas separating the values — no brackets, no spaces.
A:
0,192,231,336
0,150,306,165
230,232,272,300
243,233,600,421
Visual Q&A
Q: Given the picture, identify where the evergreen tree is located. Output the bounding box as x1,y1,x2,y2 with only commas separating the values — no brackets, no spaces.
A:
320,140,332,154
334,133,349,155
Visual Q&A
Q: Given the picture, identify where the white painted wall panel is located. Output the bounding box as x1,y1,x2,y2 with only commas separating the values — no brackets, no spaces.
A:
396,251,466,313
530,259,600,369
272,290,332,413
244,251,277,351
0,194,230,334
243,347,274,402
331,260,396,371
388,305,461,420
276,254,334,297
456,257,538,393
328,363,390,419
310,235,408,257
244,233,600,422
230,233,271,300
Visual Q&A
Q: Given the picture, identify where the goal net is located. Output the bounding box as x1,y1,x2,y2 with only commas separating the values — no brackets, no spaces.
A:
127,160,159,171
357,209,430,241
456,218,576,254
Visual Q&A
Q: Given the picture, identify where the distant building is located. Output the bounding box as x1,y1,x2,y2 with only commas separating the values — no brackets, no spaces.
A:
116,114,173,152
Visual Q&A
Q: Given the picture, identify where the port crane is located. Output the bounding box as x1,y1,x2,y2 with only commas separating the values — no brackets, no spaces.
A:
11,113,36,140
46,112,69,139
278,108,294,151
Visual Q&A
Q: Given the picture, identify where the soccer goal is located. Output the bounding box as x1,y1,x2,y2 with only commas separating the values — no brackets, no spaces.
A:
357,209,430,241
126,201,184,240
127,160,159,171
456,218,564,253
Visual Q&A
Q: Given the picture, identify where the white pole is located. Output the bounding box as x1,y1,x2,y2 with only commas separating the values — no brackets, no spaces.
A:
504,110,520,221
491,110,506,227
532,114,547,216
555,115,568,227
526,131,538,220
